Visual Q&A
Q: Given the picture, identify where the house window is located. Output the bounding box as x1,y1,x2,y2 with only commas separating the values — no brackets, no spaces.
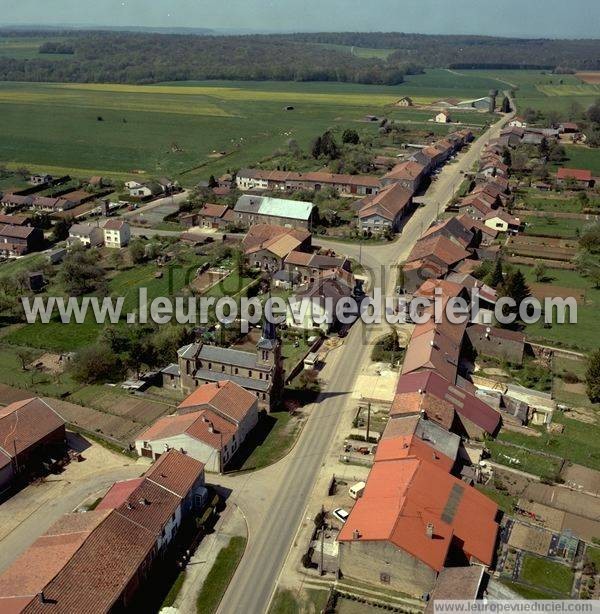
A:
248,370,252,377
235,367,239,375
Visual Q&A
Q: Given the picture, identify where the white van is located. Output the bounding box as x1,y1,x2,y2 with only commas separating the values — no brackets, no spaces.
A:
349,481,366,500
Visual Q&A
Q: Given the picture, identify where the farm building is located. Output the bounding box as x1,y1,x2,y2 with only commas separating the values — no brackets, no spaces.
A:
435,111,451,123
556,168,594,188
357,183,414,234
0,449,206,612
396,96,414,107
0,224,44,257
0,398,66,495
234,195,316,230
242,224,312,271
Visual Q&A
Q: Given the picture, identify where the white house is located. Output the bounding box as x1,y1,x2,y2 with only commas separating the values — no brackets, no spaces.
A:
435,111,451,124
483,209,521,233
508,117,528,129
68,223,104,247
103,219,131,248
135,381,259,473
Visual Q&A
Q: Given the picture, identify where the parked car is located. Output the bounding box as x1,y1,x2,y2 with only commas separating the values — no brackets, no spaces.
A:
332,508,349,523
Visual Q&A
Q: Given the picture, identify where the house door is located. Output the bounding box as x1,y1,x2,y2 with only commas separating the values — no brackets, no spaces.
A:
141,447,153,458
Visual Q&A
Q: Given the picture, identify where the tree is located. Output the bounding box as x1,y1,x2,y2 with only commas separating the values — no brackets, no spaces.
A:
489,259,504,288
312,130,339,160
16,348,35,371
109,250,123,270
128,239,146,264
586,350,600,403
52,218,72,242
500,96,511,113
534,261,548,282
500,270,530,320
579,223,600,253
342,128,360,145
208,175,218,188
587,99,600,126
57,246,105,296
502,148,512,167
70,344,123,383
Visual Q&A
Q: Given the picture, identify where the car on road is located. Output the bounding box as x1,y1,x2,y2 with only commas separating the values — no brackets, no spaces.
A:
332,508,349,523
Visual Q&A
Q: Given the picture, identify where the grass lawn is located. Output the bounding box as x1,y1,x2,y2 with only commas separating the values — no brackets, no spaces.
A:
0,343,79,398
522,216,583,238
161,570,186,608
0,253,46,281
563,145,600,175
269,589,300,614
281,335,310,372
517,190,600,214
500,580,557,600
475,485,517,515
519,554,574,596
195,536,247,614
498,413,600,472
515,265,600,353
229,410,301,472
487,440,562,479
585,547,600,569
552,356,595,409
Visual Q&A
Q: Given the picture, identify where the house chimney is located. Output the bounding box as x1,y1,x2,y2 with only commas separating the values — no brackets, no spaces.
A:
38,592,46,604
139,498,149,506
426,523,434,539
352,529,361,540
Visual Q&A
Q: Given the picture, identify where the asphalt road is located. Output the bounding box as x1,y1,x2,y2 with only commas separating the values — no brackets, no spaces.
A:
215,110,514,614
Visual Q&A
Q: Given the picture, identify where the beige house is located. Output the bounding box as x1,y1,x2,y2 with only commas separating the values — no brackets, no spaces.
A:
135,381,259,472
435,111,451,123
103,219,131,248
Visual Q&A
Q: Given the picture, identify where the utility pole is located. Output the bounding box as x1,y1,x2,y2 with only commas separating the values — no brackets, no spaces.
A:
320,504,325,576
366,402,371,443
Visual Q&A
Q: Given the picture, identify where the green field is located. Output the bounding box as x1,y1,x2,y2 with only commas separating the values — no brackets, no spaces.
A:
458,69,600,114
515,266,600,352
0,36,71,60
0,71,496,185
562,145,600,175
519,555,574,597
522,216,584,238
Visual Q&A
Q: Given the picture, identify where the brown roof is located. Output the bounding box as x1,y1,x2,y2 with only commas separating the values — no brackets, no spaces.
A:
198,203,230,218
390,392,455,430
177,380,257,424
0,225,38,240
103,219,128,231
113,479,182,537
420,217,474,247
0,398,64,460
0,510,111,611
145,449,205,498
383,161,426,182
0,214,29,226
242,224,310,256
406,235,471,268
401,327,461,384
22,511,156,614
358,183,413,221
424,566,485,614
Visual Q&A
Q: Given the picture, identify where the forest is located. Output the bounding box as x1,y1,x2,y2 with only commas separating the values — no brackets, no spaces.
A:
1,29,600,85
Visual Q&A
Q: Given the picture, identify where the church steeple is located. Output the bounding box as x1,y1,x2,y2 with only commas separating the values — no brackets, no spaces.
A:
257,317,277,351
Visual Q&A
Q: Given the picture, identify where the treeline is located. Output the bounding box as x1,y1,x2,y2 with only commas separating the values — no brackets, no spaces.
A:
0,31,412,85
287,32,600,71
38,41,74,54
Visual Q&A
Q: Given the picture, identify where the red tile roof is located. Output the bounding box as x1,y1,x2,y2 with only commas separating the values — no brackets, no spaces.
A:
401,327,461,383
198,203,230,218
383,161,426,182
242,224,310,256
338,457,498,570
406,236,471,268
390,392,456,431
103,219,128,231
96,478,144,511
177,380,257,424
557,168,592,182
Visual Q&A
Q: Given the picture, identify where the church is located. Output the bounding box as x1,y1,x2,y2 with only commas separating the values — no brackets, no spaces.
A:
161,320,283,411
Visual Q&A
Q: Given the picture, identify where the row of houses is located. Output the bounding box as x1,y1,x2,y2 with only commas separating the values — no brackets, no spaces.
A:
358,130,474,234
0,448,207,613
0,191,94,214
337,277,526,598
